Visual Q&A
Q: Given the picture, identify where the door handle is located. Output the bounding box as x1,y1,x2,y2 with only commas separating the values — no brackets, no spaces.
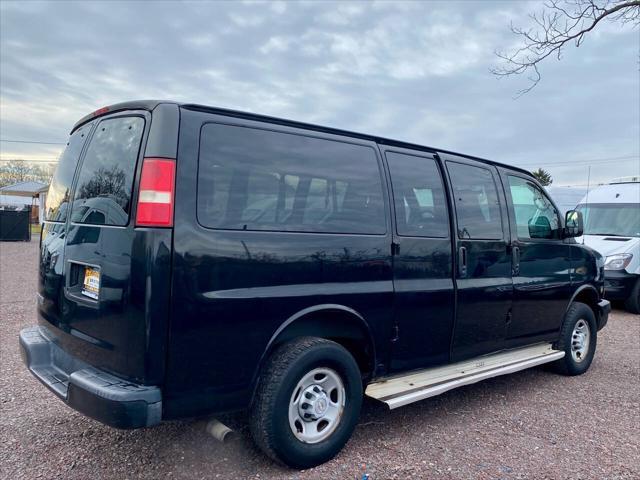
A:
458,246,467,277
512,246,520,276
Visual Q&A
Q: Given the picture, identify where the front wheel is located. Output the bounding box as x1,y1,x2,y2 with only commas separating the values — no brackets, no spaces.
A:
551,302,597,376
250,337,363,468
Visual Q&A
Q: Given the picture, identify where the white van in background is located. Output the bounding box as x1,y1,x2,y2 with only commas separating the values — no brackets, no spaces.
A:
576,177,640,313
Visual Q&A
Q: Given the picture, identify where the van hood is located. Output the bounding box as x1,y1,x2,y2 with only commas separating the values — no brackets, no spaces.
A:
577,234,639,258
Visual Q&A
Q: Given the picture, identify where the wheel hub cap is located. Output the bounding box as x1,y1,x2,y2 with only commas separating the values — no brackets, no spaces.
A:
288,367,346,444
298,385,329,420
571,319,590,363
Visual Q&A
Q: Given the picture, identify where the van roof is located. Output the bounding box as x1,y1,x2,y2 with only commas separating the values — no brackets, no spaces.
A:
72,99,533,177
578,182,640,205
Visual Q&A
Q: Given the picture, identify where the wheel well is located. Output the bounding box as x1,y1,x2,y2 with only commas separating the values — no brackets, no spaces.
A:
572,287,599,316
267,309,376,378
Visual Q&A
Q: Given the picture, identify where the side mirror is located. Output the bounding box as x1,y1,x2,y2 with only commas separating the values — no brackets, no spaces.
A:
564,210,584,238
528,216,552,239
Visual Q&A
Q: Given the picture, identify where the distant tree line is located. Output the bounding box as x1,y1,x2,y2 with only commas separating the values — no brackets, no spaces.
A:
76,165,130,208
0,160,55,187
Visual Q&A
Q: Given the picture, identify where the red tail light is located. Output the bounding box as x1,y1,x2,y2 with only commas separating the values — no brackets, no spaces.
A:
136,158,176,227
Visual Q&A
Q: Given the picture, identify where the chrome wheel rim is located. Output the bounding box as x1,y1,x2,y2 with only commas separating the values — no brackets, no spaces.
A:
571,319,590,363
288,368,345,444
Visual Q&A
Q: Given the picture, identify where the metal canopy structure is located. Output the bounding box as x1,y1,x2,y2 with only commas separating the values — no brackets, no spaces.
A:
0,181,49,197
0,181,49,224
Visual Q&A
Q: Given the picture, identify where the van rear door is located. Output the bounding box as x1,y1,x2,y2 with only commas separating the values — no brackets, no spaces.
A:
38,106,177,385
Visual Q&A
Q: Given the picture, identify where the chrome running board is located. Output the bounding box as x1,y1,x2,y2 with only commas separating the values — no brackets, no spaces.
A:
366,343,564,409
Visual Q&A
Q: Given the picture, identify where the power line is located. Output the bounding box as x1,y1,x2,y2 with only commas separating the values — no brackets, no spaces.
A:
0,159,59,163
1,139,66,145
538,159,638,167
517,155,639,167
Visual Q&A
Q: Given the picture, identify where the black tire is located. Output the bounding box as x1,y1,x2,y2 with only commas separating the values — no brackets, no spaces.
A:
624,279,640,314
250,337,363,469
551,302,597,376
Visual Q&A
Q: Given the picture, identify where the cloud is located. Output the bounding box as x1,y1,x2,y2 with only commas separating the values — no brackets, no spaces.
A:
260,36,291,54
184,34,217,48
228,11,265,28
317,3,366,26
0,0,637,184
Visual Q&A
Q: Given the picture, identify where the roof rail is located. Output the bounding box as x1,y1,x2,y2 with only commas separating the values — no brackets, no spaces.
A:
610,175,640,184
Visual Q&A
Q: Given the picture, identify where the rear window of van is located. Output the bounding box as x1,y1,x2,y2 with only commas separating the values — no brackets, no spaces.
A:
45,122,93,222
197,124,386,234
71,116,145,226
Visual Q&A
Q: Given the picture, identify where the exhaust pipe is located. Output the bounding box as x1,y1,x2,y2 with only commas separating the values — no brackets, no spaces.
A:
206,418,234,443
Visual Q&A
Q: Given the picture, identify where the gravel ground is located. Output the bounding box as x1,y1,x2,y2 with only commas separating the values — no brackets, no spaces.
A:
1,239,639,480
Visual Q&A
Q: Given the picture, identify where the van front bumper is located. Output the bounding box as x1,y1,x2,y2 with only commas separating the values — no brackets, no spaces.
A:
19,326,161,429
604,271,639,301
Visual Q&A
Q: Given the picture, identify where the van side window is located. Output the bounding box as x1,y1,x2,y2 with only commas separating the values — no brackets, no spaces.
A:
197,124,386,234
71,116,145,226
507,175,561,239
386,152,449,237
447,162,503,240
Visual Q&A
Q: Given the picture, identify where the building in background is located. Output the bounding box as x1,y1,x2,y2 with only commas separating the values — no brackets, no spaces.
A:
0,181,49,223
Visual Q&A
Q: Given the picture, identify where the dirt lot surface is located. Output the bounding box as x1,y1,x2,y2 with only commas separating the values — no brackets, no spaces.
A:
1,239,638,480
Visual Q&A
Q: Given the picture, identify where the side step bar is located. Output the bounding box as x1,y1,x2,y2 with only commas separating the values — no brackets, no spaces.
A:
366,343,564,409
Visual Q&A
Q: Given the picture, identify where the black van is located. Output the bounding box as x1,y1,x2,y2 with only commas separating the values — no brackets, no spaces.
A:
21,101,610,468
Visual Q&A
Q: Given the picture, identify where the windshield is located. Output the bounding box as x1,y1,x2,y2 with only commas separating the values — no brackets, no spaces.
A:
576,203,640,237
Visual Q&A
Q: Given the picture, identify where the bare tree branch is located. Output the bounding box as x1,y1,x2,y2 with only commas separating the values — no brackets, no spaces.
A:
491,0,640,96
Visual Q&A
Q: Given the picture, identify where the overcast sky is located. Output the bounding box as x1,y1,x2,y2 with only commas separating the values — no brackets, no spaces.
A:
1,0,638,186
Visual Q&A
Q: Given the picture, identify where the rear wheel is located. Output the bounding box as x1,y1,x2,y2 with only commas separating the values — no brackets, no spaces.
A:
551,302,597,376
624,279,640,314
250,337,363,468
